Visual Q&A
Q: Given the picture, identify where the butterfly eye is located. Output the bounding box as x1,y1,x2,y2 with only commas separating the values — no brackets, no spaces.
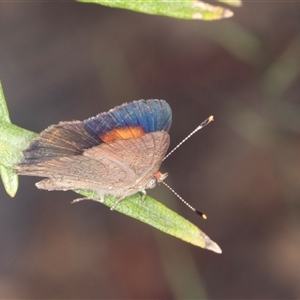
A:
146,178,157,189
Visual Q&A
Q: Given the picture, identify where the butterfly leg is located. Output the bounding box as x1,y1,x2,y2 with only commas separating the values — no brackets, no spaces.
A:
72,195,125,211
72,195,105,204
140,190,147,202
72,197,91,203
110,197,125,211
110,190,148,211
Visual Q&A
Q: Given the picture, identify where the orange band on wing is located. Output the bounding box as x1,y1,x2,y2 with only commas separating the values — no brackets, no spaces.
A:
100,126,145,143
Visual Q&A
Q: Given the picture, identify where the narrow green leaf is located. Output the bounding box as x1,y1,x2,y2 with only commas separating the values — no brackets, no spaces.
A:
0,80,38,197
77,190,222,253
0,81,11,123
78,0,234,21
3,123,38,150
0,165,18,197
0,125,37,197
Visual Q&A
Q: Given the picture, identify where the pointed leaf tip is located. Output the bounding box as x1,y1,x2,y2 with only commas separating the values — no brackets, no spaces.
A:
201,230,222,254
0,165,18,197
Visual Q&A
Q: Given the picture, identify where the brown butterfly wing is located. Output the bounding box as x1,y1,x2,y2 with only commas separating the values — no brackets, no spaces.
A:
20,121,99,163
84,131,170,194
17,131,170,199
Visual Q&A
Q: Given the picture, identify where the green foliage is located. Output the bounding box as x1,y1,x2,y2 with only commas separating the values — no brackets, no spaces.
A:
78,0,240,21
0,81,37,197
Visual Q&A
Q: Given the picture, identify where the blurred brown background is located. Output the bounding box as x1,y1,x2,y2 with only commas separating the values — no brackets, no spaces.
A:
0,1,300,299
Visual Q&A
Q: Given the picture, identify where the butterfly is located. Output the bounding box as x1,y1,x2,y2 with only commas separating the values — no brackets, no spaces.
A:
16,99,172,209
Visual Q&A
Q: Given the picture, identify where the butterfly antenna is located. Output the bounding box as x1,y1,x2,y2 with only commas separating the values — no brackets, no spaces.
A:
160,180,207,220
160,115,213,219
163,115,214,161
